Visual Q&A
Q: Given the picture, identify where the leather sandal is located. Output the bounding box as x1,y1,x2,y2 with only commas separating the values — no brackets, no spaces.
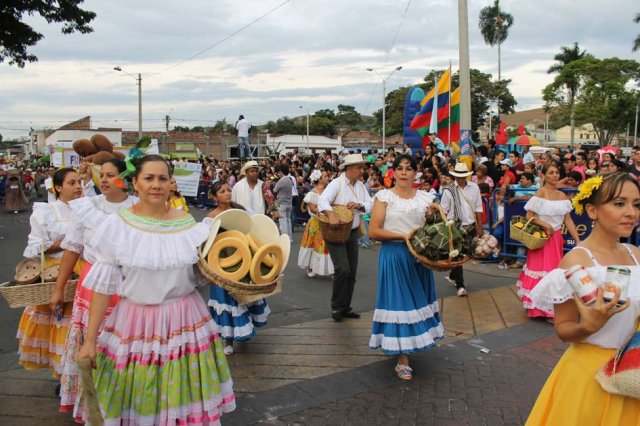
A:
395,364,413,381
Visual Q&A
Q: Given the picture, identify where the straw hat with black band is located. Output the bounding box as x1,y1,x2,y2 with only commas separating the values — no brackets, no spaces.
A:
339,153,368,171
449,162,473,178
240,160,260,175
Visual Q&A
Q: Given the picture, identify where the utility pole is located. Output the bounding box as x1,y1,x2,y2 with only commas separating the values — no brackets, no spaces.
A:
458,0,472,136
165,115,170,133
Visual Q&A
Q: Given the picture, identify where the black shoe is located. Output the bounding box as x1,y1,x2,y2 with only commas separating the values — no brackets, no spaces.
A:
55,384,61,396
343,310,361,319
331,311,343,322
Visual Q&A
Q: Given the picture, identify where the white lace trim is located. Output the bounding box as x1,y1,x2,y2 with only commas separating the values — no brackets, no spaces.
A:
372,301,440,324
374,189,434,214
369,325,445,352
522,264,548,279
215,323,256,340
297,248,334,275
524,196,572,216
83,262,122,295
89,213,210,270
208,299,248,316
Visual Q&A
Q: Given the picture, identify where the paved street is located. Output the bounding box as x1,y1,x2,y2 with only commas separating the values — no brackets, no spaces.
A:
0,200,561,425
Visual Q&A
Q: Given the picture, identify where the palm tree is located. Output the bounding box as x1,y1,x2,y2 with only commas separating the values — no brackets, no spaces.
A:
479,0,514,83
547,42,589,147
633,13,640,52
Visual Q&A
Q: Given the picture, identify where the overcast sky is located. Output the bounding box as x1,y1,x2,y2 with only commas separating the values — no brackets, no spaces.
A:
1,0,638,140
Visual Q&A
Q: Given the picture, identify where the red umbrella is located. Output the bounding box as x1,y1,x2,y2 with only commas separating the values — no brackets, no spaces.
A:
507,135,542,146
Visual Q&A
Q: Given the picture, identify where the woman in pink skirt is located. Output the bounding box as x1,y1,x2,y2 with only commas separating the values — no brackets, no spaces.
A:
78,155,234,425
516,162,580,319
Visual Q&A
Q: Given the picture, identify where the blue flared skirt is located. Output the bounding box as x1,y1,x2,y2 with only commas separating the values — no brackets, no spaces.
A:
369,241,445,355
208,285,270,341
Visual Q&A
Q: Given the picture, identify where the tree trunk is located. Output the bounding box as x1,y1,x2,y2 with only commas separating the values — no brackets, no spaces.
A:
569,90,575,150
497,41,501,115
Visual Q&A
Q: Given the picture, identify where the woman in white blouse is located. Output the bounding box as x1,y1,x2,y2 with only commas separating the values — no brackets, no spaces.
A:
526,172,640,424
368,154,445,381
17,168,84,375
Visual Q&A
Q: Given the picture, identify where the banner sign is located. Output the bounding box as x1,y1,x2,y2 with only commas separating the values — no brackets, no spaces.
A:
459,129,472,156
173,161,202,197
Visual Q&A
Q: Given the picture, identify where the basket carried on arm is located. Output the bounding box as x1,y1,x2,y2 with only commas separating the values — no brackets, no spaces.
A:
406,203,469,272
509,215,549,250
0,249,77,308
318,205,354,244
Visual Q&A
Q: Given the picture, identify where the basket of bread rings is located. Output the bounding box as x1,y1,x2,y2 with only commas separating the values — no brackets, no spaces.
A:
406,203,471,272
318,205,354,244
71,134,126,188
0,248,78,308
197,209,290,305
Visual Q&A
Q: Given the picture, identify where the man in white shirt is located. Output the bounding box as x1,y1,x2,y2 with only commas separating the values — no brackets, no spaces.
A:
235,115,253,160
231,161,265,215
318,154,373,322
440,163,483,297
43,166,57,203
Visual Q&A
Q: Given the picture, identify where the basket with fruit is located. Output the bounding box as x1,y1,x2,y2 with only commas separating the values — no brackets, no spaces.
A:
509,215,550,250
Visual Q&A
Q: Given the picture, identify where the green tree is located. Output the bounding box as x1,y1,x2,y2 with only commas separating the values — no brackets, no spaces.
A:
336,104,362,126
545,57,640,146
546,42,590,147
1,0,96,67
633,13,640,52
313,109,336,121
172,125,190,132
309,116,336,137
372,86,410,137
478,0,514,86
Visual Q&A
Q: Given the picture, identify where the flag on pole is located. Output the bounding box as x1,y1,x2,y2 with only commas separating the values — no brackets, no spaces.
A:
409,68,451,131
429,75,439,134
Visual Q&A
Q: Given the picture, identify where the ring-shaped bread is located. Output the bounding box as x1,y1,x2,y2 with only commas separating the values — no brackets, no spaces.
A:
213,230,250,268
250,243,284,284
208,237,251,281
247,234,274,267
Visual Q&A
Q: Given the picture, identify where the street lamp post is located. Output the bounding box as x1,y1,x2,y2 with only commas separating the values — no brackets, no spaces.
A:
367,66,402,153
114,66,142,140
299,106,310,151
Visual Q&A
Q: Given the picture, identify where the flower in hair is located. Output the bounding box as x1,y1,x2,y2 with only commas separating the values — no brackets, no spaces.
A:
310,169,322,183
571,175,603,215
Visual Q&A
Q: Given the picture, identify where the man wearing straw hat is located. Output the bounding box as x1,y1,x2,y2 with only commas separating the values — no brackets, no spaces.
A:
318,153,373,322
441,162,483,297
231,160,265,215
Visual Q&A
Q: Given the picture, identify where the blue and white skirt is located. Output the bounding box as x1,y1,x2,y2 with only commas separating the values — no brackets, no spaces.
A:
369,241,445,355
208,285,270,341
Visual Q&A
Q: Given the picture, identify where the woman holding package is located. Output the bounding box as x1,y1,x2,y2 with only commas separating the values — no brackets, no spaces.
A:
17,168,84,374
49,158,136,421
368,154,445,381
297,169,334,277
207,180,270,355
78,155,235,425
516,162,581,319
526,172,640,424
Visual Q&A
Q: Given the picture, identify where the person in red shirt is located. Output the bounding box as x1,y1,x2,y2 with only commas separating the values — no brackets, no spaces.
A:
498,159,517,194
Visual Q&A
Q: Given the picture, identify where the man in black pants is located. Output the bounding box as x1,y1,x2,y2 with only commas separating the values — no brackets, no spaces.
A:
318,154,373,321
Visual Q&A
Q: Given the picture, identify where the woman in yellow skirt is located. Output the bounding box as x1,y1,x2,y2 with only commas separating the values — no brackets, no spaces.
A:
17,168,84,375
527,172,640,425
168,176,189,212
297,170,334,277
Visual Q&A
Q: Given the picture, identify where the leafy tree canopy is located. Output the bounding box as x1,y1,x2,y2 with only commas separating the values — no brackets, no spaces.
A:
1,0,96,67
478,0,514,47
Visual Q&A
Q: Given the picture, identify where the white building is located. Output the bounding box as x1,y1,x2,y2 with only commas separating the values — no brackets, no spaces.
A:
266,134,342,153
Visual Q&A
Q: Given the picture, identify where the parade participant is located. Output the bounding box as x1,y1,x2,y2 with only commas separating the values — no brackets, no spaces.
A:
273,164,293,237
49,159,136,421
441,163,484,297
17,168,84,374
168,176,189,212
526,172,640,425
77,155,235,425
206,180,270,355
231,160,265,215
297,170,334,277
4,171,28,213
516,162,580,319
368,154,444,381
318,153,373,322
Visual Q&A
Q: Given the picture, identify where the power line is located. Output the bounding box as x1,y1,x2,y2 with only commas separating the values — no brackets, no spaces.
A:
150,0,291,78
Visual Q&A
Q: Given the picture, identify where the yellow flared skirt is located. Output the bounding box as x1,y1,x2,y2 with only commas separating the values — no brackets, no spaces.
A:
526,342,640,425
16,257,84,376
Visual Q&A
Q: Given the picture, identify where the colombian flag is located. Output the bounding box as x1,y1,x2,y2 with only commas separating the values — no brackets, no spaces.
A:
409,68,451,131
437,87,460,144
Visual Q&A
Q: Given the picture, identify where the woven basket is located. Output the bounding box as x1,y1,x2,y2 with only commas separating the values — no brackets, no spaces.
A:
318,205,354,244
509,215,549,250
0,279,78,308
197,247,282,305
405,204,469,272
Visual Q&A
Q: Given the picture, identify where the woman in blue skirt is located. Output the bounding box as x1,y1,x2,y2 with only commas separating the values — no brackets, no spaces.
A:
368,154,445,380
207,180,270,355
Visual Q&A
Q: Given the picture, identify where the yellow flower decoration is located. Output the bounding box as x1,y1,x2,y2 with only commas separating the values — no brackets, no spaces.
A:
571,175,603,215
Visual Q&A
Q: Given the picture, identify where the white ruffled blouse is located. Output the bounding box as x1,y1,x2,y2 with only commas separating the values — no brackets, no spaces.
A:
24,200,75,259
374,189,435,235
82,210,210,305
530,253,640,349
303,191,320,217
524,196,572,231
61,195,138,264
